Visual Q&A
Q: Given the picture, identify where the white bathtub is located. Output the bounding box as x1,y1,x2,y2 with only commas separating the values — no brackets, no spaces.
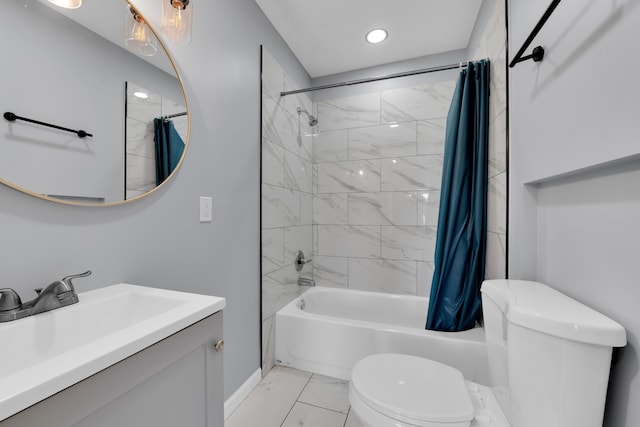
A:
275,287,490,384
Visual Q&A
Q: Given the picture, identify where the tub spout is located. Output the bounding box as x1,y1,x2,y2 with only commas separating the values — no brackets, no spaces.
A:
298,278,316,287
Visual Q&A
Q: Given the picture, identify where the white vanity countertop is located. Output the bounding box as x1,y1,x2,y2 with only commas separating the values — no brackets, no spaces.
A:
0,284,225,421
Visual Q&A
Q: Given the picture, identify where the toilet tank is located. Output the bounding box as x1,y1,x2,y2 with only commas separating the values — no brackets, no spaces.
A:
481,280,626,427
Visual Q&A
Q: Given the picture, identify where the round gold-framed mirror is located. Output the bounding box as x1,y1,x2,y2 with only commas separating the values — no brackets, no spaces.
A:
0,0,189,206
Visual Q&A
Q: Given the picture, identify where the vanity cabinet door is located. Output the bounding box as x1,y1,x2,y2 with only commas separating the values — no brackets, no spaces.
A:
1,312,224,427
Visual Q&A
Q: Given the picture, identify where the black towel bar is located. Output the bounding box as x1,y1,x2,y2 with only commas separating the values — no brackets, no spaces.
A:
509,0,563,68
3,111,93,138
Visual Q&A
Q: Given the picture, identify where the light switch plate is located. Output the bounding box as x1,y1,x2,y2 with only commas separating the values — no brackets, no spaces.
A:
200,196,212,222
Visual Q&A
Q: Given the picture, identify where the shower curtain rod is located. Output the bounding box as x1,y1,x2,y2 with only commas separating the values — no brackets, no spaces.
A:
280,61,471,97
162,112,187,120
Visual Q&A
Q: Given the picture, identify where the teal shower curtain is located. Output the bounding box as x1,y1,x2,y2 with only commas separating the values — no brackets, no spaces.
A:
426,60,490,332
154,118,185,185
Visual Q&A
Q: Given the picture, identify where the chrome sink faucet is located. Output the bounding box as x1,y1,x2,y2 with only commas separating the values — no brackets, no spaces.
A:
0,271,91,322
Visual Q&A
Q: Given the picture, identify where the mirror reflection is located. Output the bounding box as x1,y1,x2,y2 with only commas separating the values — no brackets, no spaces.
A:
1,0,188,205
125,82,187,199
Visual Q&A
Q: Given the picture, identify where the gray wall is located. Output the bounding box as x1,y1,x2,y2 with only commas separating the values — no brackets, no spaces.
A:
508,0,640,425
0,0,308,400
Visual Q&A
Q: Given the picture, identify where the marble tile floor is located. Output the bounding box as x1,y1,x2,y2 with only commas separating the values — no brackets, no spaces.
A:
225,366,363,427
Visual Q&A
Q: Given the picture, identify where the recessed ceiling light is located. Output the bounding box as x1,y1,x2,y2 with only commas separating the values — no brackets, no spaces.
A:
366,28,388,44
134,91,149,99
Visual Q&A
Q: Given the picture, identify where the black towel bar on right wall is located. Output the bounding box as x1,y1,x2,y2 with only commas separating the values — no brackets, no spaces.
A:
509,0,563,68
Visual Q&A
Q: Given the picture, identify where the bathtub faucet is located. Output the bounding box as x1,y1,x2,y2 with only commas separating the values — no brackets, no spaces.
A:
298,278,316,287
294,250,312,272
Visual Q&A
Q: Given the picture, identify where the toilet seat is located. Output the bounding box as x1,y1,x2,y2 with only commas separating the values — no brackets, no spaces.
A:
349,354,475,427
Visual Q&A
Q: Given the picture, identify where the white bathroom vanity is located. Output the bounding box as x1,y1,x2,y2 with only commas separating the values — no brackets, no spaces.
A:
0,284,225,427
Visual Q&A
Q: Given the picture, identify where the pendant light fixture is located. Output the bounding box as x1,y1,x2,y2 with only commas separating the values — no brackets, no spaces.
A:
47,0,82,8
125,6,158,57
162,0,192,45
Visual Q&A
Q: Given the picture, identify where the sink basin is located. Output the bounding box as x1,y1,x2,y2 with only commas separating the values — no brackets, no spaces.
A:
0,284,225,421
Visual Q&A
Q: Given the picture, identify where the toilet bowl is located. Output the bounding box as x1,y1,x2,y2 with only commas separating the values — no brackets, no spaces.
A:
348,280,627,427
349,353,507,427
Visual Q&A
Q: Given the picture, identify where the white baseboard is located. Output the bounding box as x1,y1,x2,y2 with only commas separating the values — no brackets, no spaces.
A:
224,367,262,420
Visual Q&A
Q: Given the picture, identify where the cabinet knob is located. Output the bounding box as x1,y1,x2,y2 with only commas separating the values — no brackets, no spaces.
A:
214,339,224,352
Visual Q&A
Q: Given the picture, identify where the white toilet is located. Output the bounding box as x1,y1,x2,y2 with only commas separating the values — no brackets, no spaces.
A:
349,280,627,427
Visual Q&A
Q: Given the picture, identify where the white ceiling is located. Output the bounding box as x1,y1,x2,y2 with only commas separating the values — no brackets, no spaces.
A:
254,0,484,78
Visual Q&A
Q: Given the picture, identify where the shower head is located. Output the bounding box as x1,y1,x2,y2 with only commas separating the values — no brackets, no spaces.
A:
297,107,318,127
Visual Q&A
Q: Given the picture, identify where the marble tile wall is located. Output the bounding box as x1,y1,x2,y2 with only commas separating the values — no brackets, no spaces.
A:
125,82,187,200
470,0,508,280
312,80,455,297
261,48,313,375
260,0,508,372
310,0,508,293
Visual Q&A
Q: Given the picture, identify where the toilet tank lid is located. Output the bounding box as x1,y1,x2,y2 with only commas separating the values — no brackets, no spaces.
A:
481,280,626,347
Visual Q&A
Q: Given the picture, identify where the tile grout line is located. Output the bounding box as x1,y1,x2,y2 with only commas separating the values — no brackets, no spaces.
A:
343,407,353,427
279,373,314,427
292,401,350,417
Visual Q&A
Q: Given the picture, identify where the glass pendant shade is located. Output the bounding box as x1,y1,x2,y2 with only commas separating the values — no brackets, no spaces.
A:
162,0,192,45
47,0,82,8
125,7,157,57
